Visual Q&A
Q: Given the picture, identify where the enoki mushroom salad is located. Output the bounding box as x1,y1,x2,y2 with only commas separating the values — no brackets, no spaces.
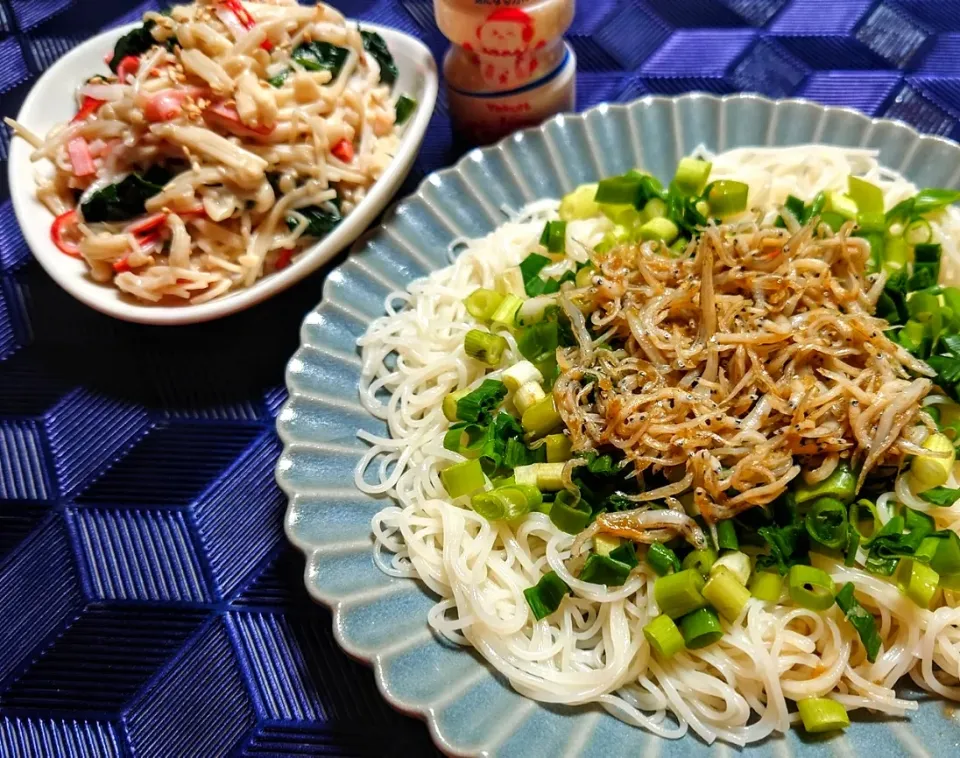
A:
361,146,960,746
6,0,417,304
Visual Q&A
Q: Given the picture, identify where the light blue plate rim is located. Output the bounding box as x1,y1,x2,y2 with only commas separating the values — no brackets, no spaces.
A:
276,92,960,758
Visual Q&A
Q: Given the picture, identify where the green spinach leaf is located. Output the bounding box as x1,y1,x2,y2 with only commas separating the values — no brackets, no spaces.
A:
360,29,397,85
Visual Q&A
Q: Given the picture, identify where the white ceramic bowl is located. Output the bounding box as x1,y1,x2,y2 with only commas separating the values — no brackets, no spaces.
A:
7,20,437,325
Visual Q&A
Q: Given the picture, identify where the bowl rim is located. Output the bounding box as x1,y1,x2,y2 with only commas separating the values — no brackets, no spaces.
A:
7,19,438,326
277,91,960,757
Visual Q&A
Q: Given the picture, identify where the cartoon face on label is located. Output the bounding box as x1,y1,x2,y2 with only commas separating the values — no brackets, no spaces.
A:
473,7,535,56
463,7,547,88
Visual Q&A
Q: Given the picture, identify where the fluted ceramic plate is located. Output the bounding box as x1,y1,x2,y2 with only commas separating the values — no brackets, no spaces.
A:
8,20,437,325
277,93,960,757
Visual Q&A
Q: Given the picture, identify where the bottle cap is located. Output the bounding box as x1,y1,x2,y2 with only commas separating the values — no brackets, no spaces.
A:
434,0,575,60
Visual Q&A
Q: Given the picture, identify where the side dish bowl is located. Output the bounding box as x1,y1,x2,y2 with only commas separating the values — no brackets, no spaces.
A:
8,20,437,325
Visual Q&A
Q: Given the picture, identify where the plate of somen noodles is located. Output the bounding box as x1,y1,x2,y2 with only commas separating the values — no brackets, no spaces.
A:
277,93,960,757
6,1,437,325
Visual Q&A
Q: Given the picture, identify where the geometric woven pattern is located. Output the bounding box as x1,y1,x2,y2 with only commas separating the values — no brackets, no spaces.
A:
2,0,960,754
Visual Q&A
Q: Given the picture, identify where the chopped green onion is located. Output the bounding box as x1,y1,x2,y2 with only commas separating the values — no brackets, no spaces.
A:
797,698,850,733
942,287,960,318
647,542,681,576
443,388,470,422
908,288,938,319
454,380,507,424
911,432,955,490
916,240,942,265
654,569,706,619
521,394,562,440
863,514,909,576
673,157,712,195
580,553,633,586
716,519,739,551
513,462,564,491
548,490,591,534
394,94,417,125
594,534,620,556
513,464,537,487
594,175,642,205
911,187,960,215
848,176,884,214
711,551,751,585
916,535,942,564
918,487,960,507
861,231,884,273
899,318,929,355
575,264,595,288
794,462,856,505
884,235,909,272
857,211,886,232
491,293,523,327
911,242,941,289
824,191,858,220
516,295,556,326
539,220,567,254
502,361,543,392
819,212,846,233
464,288,504,321
443,425,484,458
783,194,805,221
559,183,601,221
706,180,749,216
905,218,933,245
544,433,572,462
643,614,685,658
464,329,507,366
896,558,939,608
702,566,751,621
844,527,861,567
788,564,836,611
524,571,570,620
681,548,717,577
835,582,881,662
514,382,546,414
808,191,827,220
805,496,849,550
517,320,559,364
610,541,638,568
471,484,541,521
748,571,783,603
638,217,679,243
643,197,667,220
932,531,960,576
600,204,643,229
440,459,485,499
679,607,723,649
519,254,550,289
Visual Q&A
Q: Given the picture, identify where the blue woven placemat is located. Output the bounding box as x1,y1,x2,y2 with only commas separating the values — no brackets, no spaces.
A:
1,1,959,755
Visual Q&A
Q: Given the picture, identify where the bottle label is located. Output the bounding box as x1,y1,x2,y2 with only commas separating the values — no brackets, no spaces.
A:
446,44,577,144
451,39,565,91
